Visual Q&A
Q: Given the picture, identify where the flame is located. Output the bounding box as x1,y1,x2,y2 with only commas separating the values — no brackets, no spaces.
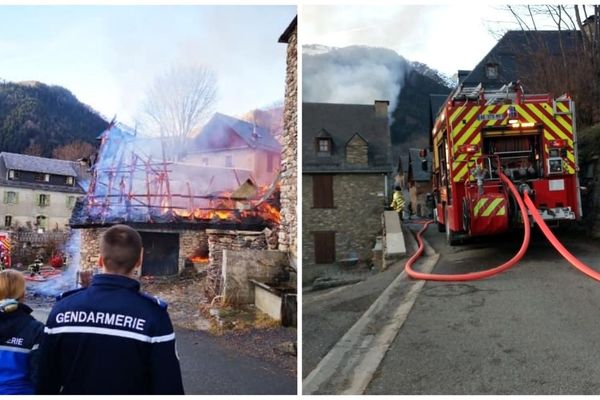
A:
258,203,281,224
188,256,208,263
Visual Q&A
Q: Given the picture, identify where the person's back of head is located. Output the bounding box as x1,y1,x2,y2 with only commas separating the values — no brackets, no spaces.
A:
394,185,402,191
0,269,25,301
100,225,143,276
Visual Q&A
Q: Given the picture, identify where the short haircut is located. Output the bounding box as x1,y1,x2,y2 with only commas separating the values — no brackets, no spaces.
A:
0,270,25,300
100,225,143,274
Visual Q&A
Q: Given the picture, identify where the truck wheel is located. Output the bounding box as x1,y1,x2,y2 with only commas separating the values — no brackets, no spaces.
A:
445,208,459,246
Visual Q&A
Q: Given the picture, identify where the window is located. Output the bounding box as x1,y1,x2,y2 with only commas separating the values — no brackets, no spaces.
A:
313,231,335,264
225,155,233,167
3,191,18,204
35,215,47,229
202,157,209,166
7,170,18,180
66,196,77,209
267,153,275,173
313,174,334,208
35,173,50,182
37,194,50,207
317,138,331,154
4,216,12,227
66,176,74,185
485,63,498,79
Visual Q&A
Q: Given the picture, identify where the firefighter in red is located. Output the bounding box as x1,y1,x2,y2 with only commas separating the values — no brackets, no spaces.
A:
36,225,184,394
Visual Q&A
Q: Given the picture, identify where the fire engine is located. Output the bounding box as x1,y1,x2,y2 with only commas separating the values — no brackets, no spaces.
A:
0,232,11,269
431,81,581,245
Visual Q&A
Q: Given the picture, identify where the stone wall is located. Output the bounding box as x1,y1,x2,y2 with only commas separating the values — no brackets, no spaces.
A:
278,21,298,260
302,173,387,270
346,135,368,165
8,230,70,265
221,249,288,304
204,229,269,301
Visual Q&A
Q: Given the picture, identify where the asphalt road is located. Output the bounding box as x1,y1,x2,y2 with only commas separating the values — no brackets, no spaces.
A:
366,223,600,395
30,309,296,395
177,329,297,395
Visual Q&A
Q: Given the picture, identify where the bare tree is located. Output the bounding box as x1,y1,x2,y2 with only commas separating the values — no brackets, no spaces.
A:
23,142,43,156
143,66,217,160
52,141,95,161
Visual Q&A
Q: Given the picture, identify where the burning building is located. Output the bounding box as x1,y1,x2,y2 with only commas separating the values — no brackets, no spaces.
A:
70,123,281,297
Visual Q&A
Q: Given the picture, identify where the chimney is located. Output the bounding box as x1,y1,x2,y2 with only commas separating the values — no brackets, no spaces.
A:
374,100,389,117
457,70,471,84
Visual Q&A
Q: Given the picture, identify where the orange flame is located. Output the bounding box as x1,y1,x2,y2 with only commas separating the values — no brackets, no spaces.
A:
188,256,208,263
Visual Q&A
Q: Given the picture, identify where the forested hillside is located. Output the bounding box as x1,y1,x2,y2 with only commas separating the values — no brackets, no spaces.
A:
0,80,108,157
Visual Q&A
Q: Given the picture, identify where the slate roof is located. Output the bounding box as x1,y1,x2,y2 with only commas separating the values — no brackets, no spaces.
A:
303,102,392,173
462,30,581,89
278,16,297,44
0,152,78,177
408,148,432,182
194,113,281,153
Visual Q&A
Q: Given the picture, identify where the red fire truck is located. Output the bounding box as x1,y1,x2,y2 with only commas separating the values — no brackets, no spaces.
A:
431,81,581,245
0,232,11,269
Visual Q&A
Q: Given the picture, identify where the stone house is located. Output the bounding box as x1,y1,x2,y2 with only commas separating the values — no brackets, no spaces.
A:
397,148,433,217
184,112,281,186
278,16,297,259
0,152,86,231
303,101,392,280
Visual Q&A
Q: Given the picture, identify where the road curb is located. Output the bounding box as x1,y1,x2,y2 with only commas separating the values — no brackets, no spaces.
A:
302,224,438,394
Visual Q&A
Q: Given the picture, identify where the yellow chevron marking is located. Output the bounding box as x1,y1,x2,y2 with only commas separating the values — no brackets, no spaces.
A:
449,107,464,125
555,114,573,134
454,106,493,150
452,106,480,139
453,163,470,182
473,198,488,216
514,105,537,124
487,105,509,126
556,102,571,114
525,104,569,141
497,206,506,216
481,198,503,217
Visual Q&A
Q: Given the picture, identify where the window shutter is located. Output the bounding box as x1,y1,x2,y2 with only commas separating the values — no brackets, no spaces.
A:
46,194,50,206
2,192,6,204
14,192,18,204
313,175,334,208
314,231,336,264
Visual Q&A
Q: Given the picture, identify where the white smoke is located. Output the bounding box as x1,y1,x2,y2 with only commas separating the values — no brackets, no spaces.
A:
302,45,411,112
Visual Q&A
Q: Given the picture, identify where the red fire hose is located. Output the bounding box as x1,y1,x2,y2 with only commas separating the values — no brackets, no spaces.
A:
405,172,531,281
523,192,600,282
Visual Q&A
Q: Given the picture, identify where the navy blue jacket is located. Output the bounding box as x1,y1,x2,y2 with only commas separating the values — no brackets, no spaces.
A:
36,274,184,395
0,302,44,395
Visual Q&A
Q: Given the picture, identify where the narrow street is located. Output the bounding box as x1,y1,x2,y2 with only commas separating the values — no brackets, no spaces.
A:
30,307,296,395
304,221,600,395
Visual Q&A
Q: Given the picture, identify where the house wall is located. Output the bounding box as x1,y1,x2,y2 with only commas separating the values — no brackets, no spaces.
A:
302,173,386,277
279,24,298,258
1,185,81,231
184,148,280,185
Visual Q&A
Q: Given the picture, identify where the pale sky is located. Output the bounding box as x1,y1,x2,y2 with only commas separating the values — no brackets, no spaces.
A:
302,4,560,76
0,5,296,127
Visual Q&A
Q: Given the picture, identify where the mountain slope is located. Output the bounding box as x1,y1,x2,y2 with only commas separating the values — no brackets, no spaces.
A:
0,81,108,156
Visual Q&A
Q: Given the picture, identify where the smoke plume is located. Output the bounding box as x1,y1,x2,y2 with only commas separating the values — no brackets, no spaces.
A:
302,45,411,112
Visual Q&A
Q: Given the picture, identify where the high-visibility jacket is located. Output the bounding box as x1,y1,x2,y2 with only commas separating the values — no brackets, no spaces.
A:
391,190,405,212
36,274,184,395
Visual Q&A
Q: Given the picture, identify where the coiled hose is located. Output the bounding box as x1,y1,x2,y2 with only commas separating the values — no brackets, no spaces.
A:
405,172,531,281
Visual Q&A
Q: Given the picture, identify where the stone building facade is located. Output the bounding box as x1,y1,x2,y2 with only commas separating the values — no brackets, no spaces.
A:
302,174,387,266
303,101,393,282
277,16,298,259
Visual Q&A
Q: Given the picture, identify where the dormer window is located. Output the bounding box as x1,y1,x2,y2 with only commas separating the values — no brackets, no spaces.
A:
485,63,498,79
35,173,50,183
66,176,74,185
318,139,331,153
7,170,18,180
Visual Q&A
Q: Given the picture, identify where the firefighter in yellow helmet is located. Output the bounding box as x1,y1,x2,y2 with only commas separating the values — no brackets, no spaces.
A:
390,185,405,221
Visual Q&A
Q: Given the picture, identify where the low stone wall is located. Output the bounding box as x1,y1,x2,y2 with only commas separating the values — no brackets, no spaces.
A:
222,249,288,304
9,230,70,265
